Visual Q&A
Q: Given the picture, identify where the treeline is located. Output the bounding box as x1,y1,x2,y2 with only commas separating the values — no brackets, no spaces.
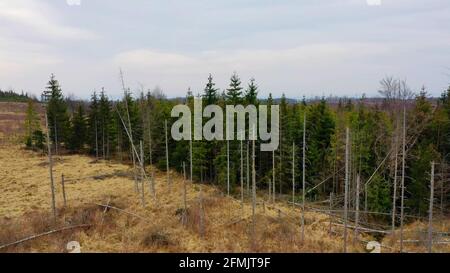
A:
0,89,33,102
25,73,450,219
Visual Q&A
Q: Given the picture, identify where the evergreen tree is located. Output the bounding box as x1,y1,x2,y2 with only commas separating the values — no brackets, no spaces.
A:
99,89,112,158
68,104,87,151
24,99,41,148
245,78,258,105
88,91,100,155
203,74,218,105
226,72,243,104
42,74,70,147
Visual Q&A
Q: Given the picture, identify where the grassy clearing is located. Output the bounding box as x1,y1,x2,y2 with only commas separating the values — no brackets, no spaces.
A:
0,144,370,253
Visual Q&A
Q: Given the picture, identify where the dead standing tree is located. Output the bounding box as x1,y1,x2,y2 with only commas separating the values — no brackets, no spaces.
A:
343,127,350,253
301,113,306,244
140,141,146,207
400,105,407,253
251,128,257,249
45,113,57,221
165,120,170,185
428,162,435,253
182,161,188,226
292,142,295,209
272,149,276,203
119,70,139,193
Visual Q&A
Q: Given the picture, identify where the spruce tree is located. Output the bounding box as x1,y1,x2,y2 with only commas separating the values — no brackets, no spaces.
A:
203,74,218,105
226,72,243,105
42,74,70,147
88,91,100,156
245,78,258,105
68,104,87,151
99,89,112,158
24,99,41,148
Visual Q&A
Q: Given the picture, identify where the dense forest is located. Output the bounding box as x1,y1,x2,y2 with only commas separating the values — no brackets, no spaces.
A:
24,73,450,222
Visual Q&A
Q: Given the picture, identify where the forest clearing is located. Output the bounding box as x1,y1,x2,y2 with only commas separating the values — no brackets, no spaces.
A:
0,143,357,253
1,1,449,259
0,97,449,253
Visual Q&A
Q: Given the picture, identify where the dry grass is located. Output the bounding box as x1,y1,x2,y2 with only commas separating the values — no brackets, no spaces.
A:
382,220,450,253
0,144,372,253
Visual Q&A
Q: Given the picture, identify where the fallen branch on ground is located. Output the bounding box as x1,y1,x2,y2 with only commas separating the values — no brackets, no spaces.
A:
0,224,92,250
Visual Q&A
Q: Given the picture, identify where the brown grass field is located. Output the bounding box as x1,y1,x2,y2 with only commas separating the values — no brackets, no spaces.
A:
0,144,362,253
0,102,448,253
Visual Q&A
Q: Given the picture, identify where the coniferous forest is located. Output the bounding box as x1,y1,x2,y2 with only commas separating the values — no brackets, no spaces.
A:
25,72,450,224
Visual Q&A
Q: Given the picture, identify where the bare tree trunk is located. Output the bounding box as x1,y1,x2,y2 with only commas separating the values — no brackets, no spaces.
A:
292,142,295,209
54,116,58,157
95,119,98,160
132,146,138,193
199,184,204,238
272,150,276,203
247,141,250,196
354,174,360,244
183,161,187,226
140,141,146,207
61,174,67,208
251,134,256,248
428,162,435,253
344,127,350,253
190,138,193,183
400,106,406,253
148,113,155,198
45,113,56,221
102,122,105,160
227,140,230,196
240,140,244,208
329,192,333,234
440,161,445,218
301,113,306,243
165,120,170,185
392,126,399,236
116,118,120,162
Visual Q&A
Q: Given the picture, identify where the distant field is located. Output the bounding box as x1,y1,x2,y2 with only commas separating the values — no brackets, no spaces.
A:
0,102,44,143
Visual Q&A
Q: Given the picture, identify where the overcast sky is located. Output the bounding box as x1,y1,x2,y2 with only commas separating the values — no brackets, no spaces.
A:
0,0,449,99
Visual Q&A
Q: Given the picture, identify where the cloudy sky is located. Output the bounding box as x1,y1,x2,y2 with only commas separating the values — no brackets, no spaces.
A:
0,0,449,99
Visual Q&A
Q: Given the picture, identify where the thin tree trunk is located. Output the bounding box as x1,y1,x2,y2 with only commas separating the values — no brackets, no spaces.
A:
132,146,138,193
140,141,145,207
45,113,56,221
354,174,360,244
302,113,306,243
428,162,435,253
272,150,276,203
227,140,230,196
95,119,98,160
247,141,250,196
440,161,444,217
199,184,204,238
344,127,350,253
251,133,256,248
400,106,406,253
102,121,105,160
183,161,187,226
292,142,295,209
240,140,244,208
392,126,399,236
148,113,155,198
61,174,67,208
54,116,58,156
190,139,193,183
329,192,333,234
165,120,170,185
